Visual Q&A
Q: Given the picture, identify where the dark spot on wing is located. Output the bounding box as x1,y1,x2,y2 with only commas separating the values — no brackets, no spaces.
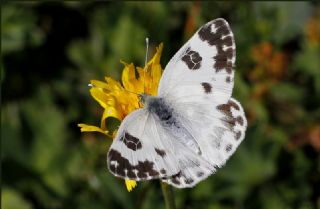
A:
236,116,244,126
120,132,142,151
197,172,204,177
171,178,180,185
226,76,231,83
127,170,136,178
217,100,245,143
225,144,233,152
160,169,167,175
155,148,166,157
217,103,232,118
181,47,202,70
170,171,182,185
108,149,160,180
217,100,240,119
198,19,235,74
229,100,240,110
214,164,220,170
235,131,241,140
201,82,212,93
172,171,182,178
184,178,194,184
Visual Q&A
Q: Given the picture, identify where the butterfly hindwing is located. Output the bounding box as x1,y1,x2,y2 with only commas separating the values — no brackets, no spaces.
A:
161,97,247,188
161,142,216,188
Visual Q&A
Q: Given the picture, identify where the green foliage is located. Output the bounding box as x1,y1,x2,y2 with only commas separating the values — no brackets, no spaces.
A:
2,2,320,209
2,4,44,54
2,188,32,209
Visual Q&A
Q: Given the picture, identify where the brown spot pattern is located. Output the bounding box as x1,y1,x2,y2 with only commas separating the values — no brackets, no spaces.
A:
217,100,240,118
197,172,204,177
181,47,202,70
201,82,212,93
198,19,235,74
225,144,233,152
160,169,167,174
217,103,232,118
120,132,142,151
108,149,159,179
184,178,194,184
170,171,182,185
229,100,240,110
217,100,244,140
236,116,244,126
235,131,241,140
155,148,166,157
171,178,180,185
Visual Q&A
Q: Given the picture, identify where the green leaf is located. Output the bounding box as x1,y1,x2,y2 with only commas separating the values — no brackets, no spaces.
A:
2,188,33,209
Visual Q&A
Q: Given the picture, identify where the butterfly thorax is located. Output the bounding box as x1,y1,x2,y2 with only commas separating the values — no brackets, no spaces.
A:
140,94,173,122
144,96,175,126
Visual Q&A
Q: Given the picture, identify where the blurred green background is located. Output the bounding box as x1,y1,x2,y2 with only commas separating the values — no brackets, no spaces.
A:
2,2,320,209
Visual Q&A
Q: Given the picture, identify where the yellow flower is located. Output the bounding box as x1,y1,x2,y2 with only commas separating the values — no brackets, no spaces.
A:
78,43,164,191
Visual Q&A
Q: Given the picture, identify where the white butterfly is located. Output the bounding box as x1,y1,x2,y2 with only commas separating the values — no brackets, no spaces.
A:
107,18,247,188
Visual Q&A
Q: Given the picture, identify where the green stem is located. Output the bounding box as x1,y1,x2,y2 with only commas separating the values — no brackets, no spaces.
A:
160,181,176,209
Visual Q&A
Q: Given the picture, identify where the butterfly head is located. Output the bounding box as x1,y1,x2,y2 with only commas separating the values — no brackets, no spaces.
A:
138,93,152,106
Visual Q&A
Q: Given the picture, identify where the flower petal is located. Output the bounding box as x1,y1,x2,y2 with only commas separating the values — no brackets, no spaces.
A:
125,179,137,192
105,77,123,90
78,124,109,135
100,107,123,131
90,80,112,91
90,88,115,109
122,62,139,92
150,43,163,65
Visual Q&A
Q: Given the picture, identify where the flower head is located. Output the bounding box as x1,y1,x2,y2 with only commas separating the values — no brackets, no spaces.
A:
78,43,164,191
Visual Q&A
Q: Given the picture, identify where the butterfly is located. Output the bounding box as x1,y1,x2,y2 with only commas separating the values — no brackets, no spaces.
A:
107,18,247,188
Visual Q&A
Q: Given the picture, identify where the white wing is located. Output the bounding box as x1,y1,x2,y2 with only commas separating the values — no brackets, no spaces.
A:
156,19,246,188
158,18,236,105
162,97,247,188
107,109,179,180
107,108,215,181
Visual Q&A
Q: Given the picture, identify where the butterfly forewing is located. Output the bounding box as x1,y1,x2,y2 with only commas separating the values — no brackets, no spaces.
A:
158,18,236,105
107,109,181,180
155,18,247,188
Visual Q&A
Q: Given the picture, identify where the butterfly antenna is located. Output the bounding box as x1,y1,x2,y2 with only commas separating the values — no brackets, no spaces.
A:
144,37,149,94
